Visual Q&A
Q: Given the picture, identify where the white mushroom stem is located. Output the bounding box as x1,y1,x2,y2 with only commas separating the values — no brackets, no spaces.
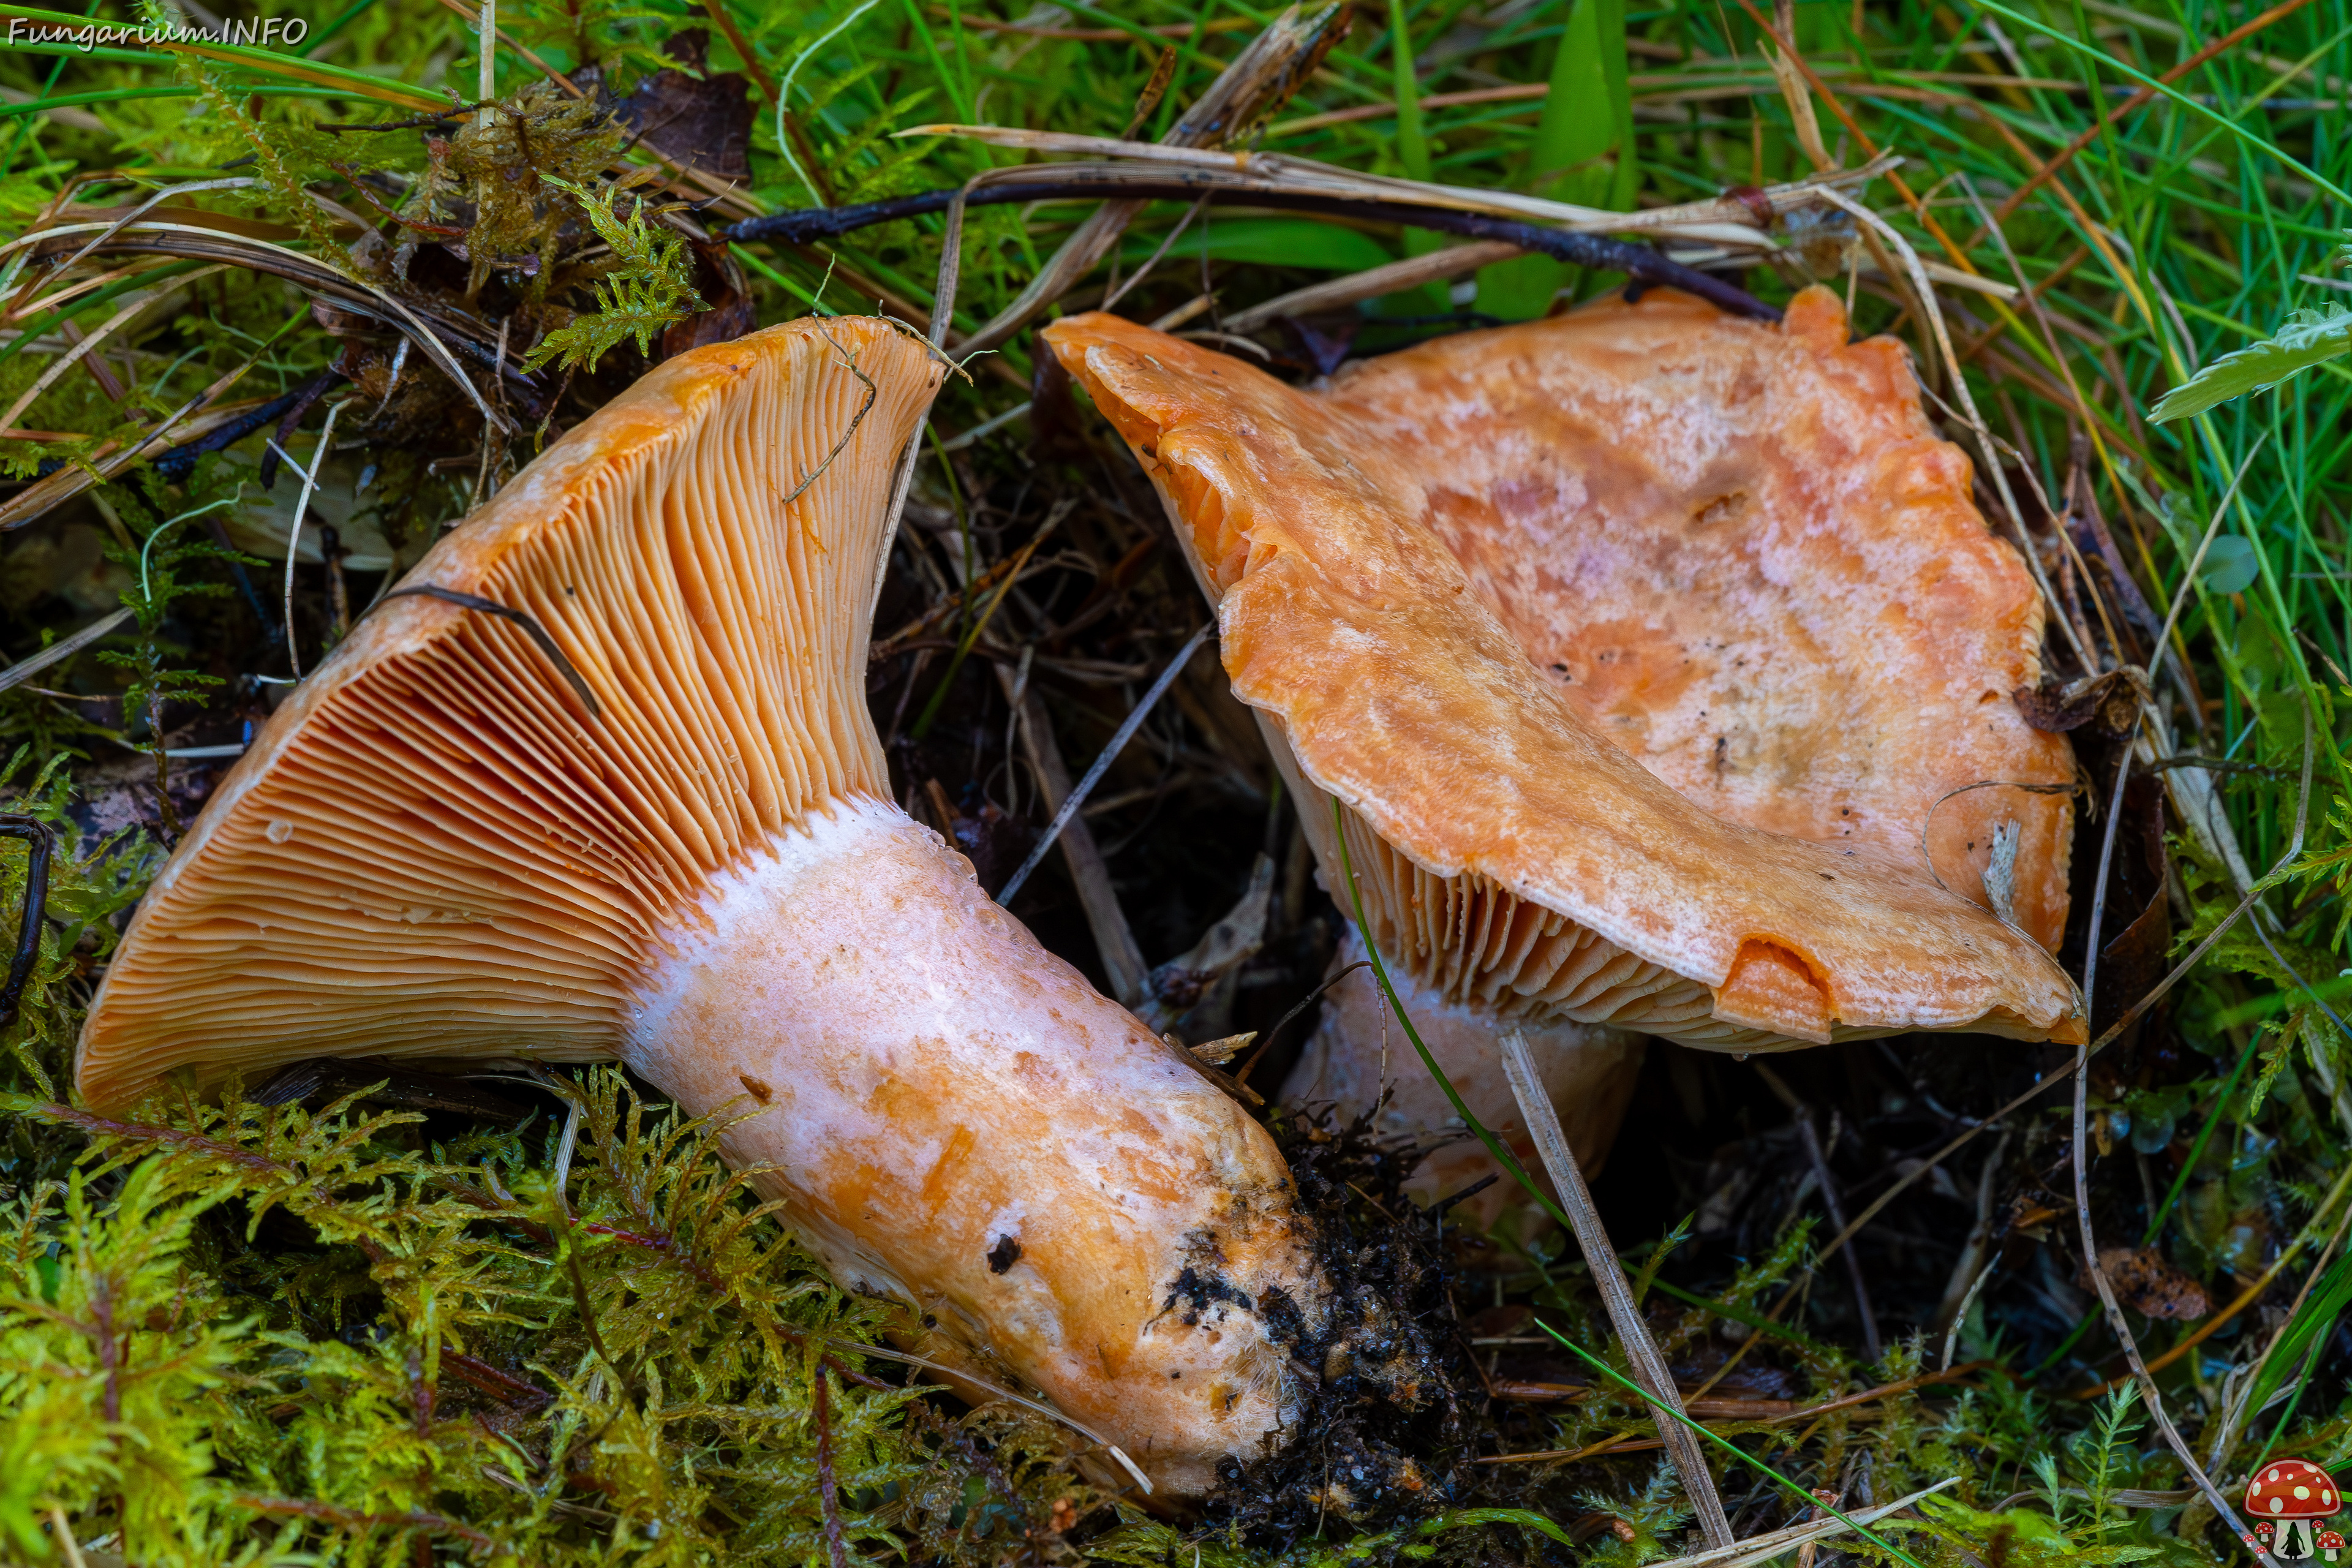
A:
1280,929,1644,1240
627,794,1323,1499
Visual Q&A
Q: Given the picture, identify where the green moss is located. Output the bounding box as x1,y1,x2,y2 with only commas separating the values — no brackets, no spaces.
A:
0,1069,1098,1562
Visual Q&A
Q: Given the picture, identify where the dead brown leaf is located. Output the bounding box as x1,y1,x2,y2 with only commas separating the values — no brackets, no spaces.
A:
2082,1246,2210,1321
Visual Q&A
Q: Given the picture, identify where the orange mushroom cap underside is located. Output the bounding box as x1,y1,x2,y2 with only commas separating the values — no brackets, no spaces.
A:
78,317,945,1107
1044,290,2084,1050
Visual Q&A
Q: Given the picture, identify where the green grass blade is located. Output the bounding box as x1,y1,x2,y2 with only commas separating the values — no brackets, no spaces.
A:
1476,0,1631,318
1967,0,2352,207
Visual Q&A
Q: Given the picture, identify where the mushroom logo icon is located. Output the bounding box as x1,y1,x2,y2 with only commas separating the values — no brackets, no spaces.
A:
2246,1461,2343,1558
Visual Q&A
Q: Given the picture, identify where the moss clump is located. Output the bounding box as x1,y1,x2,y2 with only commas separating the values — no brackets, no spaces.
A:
0,1065,1107,1564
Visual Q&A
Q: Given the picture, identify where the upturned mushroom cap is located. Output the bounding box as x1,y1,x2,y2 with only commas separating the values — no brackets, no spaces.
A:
1302,285,2073,951
77,316,1344,1498
2248,1461,2342,1520
1044,298,2084,1051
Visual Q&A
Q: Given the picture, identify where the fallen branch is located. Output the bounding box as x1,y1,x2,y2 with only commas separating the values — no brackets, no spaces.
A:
726,173,1780,323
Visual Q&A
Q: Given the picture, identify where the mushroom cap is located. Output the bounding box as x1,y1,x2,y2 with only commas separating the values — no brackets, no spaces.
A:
78,316,944,1106
1043,298,2083,1050
1307,285,2071,951
2248,1461,2342,1519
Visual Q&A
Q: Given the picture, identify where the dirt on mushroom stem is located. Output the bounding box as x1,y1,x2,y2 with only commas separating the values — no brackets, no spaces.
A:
1197,1101,1474,1544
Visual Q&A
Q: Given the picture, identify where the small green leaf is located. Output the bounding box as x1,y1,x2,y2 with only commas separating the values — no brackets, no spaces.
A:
2198,535,2261,594
2150,306,2352,422
1477,0,1634,320
525,179,706,373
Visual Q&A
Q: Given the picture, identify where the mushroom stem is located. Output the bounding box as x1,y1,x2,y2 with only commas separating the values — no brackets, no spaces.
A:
626,794,1325,1499
1281,929,1642,1239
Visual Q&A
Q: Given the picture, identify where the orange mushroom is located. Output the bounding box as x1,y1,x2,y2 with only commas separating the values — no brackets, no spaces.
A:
1042,290,2082,1207
75,317,1350,1499
1303,286,2073,948
1264,285,2075,1218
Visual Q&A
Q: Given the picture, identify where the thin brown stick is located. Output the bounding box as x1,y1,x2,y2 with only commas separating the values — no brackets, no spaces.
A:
1755,1065,1880,1362
1499,1028,1733,1548
1478,1363,1989,1454
45,1507,85,1568
697,0,781,107
997,670,1151,1005
813,1367,851,1568
1232,960,1371,1087
782,331,877,505
1102,194,1207,312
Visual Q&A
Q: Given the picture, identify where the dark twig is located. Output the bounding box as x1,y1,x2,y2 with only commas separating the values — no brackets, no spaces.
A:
1232,959,1372,1086
813,1368,852,1568
1755,1063,1880,1363
377,586,601,720
1430,1172,1500,1218
27,380,329,484
725,178,1782,322
0,813,53,1030
257,367,344,490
